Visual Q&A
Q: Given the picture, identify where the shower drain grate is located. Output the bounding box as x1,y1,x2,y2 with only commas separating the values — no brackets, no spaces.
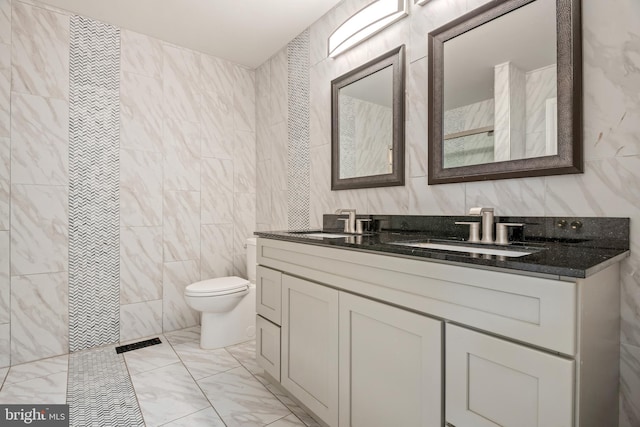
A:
115,337,162,354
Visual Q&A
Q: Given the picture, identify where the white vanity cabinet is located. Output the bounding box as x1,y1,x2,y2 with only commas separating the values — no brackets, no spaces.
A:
445,324,574,427
339,292,442,427
281,274,339,426
255,237,622,427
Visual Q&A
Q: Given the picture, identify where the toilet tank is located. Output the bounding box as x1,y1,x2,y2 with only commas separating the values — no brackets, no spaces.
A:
246,237,257,283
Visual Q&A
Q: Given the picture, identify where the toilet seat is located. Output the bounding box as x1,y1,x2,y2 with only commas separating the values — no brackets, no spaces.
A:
185,276,250,297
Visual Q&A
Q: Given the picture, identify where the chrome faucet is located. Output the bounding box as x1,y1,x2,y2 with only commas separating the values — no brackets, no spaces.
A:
469,207,495,244
335,208,356,234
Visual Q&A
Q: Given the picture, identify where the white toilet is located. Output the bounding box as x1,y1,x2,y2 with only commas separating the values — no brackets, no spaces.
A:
184,237,257,349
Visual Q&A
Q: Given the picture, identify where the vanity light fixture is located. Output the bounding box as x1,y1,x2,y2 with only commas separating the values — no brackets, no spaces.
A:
328,0,408,58
414,0,431,5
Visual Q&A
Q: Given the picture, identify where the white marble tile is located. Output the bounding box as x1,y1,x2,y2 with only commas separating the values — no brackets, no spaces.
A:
120,226,163,305
269,49,287,127
233,66,256,133
0,0,10,45
164,326,201,346
0,231,8,324
309,145,335,228
233,193,256,257
621,221,640,348
197,366,290,427
173,341,240,380
367,187,409,215
10,184,68,276
161,407,226,427
201,54,235,99
0,366,7,384
120,148,163,227
226,339,262,376
10,92,68,185
0,323,8,367
270,121,288,192
0,371,67,404
0,42,9,138
0,137,7,230
4,354,68,385
201,224,234,280
466,177,546,216
120,71,163,153
201,157,233,225
256,161,272,225
120,29,163,79
620,343,640,427
582,0,640,161
120,300,163,343
163,260,200,332
163,119,201,192
10,272,68,364
260,380,321,427
544,156,640,217
11,1,69,99
408,176,466,215
406,58,428,178
123,339,180,376
309,61,331,150
256,63,271,162
267,414,307,427
163,44,201,124
131,362,210,427
200,91,234,160
410,0,468,62
163,191,200,262
234,130,256,194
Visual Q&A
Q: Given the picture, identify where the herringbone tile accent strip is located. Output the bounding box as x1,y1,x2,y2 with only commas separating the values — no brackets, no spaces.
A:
287,29,311,231
67,345,145,427
69,15,121,352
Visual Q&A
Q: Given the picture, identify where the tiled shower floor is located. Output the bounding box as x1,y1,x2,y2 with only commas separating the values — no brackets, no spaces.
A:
0,327,319,427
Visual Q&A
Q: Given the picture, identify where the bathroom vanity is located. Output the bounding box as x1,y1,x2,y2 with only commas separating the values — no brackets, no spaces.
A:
253,215,629,427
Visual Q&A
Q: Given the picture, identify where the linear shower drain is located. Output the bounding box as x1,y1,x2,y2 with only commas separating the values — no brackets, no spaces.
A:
115,337,161,354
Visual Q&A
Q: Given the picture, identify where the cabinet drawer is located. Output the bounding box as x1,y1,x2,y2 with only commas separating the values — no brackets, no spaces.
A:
446,324,574,427
256,315,281,381
256,266,282,325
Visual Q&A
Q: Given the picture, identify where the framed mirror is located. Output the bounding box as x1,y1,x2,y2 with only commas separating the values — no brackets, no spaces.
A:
331,45,405,190
427,0,582,184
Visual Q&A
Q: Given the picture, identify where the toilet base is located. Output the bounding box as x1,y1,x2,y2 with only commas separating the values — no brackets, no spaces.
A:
199,285,256,349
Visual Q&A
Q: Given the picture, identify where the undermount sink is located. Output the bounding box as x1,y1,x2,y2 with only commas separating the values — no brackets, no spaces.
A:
390,241,534,258
295,232,355,238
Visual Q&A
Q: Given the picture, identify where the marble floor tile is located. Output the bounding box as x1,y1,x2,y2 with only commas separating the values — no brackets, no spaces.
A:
267,414,307,427
172,341,240,380
0,371,67,404
226,339,263,376
198,366,291,427
0,367,8,386
159,407,225,427
163,325,201,346
260,380,321,427
4,354,68,385
131,362,210,427
123,339,180,376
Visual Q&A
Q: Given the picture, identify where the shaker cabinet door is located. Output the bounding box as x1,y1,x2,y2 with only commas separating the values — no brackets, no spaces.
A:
281,274,339,426
446,324,574,427
339,292,443,427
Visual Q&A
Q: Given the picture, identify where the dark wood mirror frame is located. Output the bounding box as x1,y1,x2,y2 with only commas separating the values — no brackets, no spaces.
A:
427,0,582,185
331,45,405,190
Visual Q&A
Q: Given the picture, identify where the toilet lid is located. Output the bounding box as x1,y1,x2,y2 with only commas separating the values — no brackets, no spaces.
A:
185,276,250,297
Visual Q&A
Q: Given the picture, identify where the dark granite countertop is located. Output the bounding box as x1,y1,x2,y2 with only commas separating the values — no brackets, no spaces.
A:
255,215,630,279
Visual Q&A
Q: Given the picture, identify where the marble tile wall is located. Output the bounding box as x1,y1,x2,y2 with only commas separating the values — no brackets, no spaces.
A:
2,0,257,363
256,0,640,424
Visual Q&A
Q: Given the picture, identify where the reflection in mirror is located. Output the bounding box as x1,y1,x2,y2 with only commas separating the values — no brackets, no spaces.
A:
443,0,556,168
332,45,405,190
428,0,582,184
339,66,393,179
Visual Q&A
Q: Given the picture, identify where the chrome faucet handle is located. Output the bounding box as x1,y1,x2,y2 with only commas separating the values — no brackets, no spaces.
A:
355,218,372,234
335,208,357,233
495,223,525,245
455,221,481,243
337,218,350,233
